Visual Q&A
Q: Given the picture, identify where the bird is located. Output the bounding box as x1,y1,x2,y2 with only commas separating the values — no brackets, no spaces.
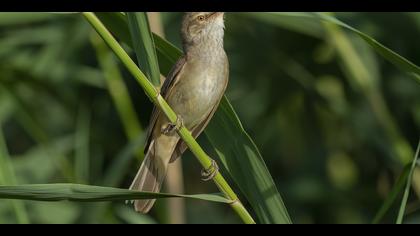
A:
129,12,229,213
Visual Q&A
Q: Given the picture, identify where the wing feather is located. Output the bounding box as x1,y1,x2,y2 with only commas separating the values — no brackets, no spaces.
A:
144,56,187,153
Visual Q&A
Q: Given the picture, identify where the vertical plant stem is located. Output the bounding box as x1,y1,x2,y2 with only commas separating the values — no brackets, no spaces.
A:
83,12,255,224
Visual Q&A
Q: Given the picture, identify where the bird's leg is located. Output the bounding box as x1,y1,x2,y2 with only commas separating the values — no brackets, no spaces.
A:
161,115,184,135
201,159,219,181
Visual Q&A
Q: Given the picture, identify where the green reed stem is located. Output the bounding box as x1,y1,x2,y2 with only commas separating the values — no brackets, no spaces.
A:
82,12,255,224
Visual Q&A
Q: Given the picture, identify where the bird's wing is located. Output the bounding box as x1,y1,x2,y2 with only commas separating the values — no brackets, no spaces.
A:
169,59,229,163
169,97,221,163
144,56,187,154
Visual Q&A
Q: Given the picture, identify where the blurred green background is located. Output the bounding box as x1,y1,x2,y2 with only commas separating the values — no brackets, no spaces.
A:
0,12,419,224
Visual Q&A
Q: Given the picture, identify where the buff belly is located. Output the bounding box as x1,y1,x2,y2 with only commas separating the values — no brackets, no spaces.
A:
167,61,227,129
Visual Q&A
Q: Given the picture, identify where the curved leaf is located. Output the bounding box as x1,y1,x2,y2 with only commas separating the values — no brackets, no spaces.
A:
206,98,292,224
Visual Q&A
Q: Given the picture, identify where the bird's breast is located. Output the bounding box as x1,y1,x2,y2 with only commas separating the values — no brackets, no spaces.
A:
168,56,228,128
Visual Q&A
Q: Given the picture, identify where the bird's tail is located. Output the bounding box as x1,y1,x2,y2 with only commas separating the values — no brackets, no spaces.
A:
129,140,170,213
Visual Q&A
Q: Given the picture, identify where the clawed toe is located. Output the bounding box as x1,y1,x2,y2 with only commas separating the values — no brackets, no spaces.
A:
162,115,184,135
201,159,219,181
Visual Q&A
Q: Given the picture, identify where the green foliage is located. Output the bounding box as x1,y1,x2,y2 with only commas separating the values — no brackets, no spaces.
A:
0,12,419,224
0,184,231,203
126,12,161,86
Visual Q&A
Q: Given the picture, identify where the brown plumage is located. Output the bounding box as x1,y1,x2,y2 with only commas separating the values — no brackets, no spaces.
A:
130,12,228,213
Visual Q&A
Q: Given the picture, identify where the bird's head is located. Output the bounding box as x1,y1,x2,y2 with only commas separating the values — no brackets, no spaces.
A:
181,12,225,50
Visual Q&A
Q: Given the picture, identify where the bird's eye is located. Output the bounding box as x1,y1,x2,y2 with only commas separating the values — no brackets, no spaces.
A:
197,15,205,21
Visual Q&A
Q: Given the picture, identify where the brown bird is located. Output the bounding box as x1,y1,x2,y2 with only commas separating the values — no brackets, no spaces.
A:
129,12,229,213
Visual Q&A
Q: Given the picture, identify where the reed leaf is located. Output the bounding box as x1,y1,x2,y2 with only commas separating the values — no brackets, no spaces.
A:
126,12,161,86
0,184,231,203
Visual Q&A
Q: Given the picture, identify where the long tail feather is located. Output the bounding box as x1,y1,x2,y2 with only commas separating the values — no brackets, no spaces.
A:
129,137,178,213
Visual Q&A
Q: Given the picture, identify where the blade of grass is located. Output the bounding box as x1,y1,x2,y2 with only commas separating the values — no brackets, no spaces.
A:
94,12,291,224
0,125,29,223
126,12,161,87
372,164,411,224
0,184,231,203
397,139,420,224
83,12,255,224
206,98,292,224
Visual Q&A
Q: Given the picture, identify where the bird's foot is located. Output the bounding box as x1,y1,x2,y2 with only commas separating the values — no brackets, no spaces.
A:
162,115,184,135
201,159,219,181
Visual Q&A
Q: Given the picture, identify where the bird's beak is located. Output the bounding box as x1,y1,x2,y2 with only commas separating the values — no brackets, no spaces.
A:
208,12,224,20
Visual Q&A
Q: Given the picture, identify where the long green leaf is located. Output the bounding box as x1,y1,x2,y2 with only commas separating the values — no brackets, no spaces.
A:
372,164,411,224
250,12,420,83
126,12,161,86
397,140,420,224
206,98,292,224
0,184,231,203
95,12,291,224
